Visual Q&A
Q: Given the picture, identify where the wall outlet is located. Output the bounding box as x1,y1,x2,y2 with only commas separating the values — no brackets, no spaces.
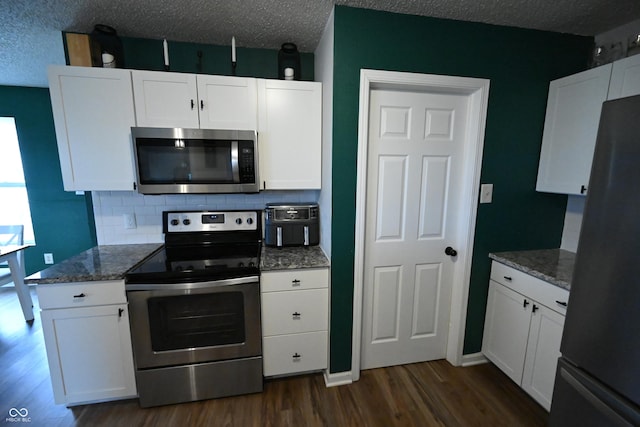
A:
480,183,493,204
124,213,137,229
44,253,54,265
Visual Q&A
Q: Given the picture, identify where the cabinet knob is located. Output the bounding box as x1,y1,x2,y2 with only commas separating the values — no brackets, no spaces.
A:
555,300,568,307
503,276,512,281
73,293,86,298
532,304,539,313
118,308,124,318
190,99,195,110
292,312,301,319
292,279,301,286
292,353,301,360
580,185,588,194
523,299,530,308
200,100,204,110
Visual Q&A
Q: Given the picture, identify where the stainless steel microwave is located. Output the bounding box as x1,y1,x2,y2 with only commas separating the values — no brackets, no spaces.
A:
131,127,259,194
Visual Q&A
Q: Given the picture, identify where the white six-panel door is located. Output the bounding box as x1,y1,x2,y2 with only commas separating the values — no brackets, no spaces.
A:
361,89,469,369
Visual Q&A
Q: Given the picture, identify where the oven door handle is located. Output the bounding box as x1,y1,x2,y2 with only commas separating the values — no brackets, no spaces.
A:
125,276,259,291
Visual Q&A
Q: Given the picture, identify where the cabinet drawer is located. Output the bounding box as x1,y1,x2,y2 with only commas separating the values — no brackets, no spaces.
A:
261,268,328,292
37,280,126,309
490,262,569,315
263,331,327,376
262,289,328,336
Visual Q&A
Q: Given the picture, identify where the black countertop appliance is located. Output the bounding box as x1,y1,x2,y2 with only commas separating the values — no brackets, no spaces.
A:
264,203,319,247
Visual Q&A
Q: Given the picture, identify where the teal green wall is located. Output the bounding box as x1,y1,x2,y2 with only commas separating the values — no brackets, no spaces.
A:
0,86,97,275
330,6,593,372
119,37,315,80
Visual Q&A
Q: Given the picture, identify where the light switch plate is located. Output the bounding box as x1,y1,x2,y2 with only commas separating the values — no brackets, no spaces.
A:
480,184,493,204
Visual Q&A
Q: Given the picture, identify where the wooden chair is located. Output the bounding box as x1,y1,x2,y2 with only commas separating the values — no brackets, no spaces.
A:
0,225,25,286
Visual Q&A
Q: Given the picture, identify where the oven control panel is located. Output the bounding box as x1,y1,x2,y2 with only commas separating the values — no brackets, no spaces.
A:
164,211,258,232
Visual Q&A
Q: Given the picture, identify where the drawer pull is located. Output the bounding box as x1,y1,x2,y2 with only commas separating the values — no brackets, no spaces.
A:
556,300,568,307
73,293,86,298
523,299,530,308
532,304,539,313
291,279,301,286
503,276,512,281
292,312,301,319
292,353,301,360
118,308,124,318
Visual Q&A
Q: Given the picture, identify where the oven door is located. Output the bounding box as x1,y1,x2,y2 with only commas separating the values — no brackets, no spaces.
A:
127,277,261,369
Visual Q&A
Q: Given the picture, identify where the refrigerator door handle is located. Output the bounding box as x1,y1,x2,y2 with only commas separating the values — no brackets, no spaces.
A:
560,366,638,426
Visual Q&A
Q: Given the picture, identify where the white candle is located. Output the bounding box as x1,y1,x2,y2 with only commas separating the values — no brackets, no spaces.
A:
232,37,236,63
163,39,169,67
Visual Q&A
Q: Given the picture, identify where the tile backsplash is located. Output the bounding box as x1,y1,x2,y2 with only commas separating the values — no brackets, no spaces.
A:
560,195,585,253
92,190,319,245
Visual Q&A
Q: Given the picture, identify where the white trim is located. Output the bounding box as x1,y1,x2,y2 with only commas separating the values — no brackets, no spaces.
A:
352,69,490,380
323,369,353,387
461,352,489,367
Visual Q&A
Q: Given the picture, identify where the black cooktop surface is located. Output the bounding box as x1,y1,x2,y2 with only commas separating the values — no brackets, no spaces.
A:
126,243,260,284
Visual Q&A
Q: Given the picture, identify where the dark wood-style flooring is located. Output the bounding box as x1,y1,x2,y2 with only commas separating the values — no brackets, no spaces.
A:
0,286,548,426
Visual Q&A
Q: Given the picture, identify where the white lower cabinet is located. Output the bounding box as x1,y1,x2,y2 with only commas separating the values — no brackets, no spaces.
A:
37,280,136,406
482,261,568,411
261,268,329,377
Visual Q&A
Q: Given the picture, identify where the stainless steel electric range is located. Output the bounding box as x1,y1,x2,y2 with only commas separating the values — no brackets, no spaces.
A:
125,210,263,407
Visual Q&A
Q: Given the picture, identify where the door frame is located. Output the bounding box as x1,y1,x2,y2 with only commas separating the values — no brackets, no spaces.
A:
351,69,490,380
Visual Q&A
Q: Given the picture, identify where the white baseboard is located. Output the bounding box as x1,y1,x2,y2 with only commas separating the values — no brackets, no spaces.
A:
461,352,488,367
323,370,353,387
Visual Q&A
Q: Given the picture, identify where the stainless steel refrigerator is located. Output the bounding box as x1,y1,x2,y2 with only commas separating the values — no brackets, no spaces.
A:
549,95,640,426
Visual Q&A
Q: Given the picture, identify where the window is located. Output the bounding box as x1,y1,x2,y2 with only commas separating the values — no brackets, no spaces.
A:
0,117,35,245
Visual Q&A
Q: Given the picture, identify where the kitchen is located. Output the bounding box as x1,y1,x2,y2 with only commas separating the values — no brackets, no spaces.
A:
1,2,640,425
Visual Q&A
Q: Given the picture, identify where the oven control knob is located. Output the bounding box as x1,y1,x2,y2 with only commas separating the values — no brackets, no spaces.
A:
238,262,245,267
235,218,243,225
246,217,254,225
170,219,179,226
183,219,191,225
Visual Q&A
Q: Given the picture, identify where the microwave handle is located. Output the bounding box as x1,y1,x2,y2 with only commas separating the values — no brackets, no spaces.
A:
276,226,283,247
304,225,309,246
231,140,240,182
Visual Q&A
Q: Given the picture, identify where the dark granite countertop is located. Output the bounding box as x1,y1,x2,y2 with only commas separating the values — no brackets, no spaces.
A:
489,249,575,291
261,245,330,271
25,244,162,284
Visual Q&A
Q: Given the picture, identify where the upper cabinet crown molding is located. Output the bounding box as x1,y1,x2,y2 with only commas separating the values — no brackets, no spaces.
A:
536,54,640,196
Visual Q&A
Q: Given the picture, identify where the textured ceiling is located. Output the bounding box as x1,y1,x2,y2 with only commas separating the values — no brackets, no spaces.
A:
2,0,640,88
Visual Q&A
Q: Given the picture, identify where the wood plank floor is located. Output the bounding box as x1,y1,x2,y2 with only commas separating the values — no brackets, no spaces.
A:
0,286,548,426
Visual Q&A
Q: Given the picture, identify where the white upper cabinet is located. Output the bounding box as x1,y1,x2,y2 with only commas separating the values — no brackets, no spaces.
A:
257,79,322,190
132,70,257,130
607,54,640,100
536,65,612,195
48,65,137,191
197,75,257,130
132,71,199,128
537,54,640,196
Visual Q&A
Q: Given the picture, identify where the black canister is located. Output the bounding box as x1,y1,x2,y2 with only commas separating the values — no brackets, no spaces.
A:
90,24,124,68
278,43,301,80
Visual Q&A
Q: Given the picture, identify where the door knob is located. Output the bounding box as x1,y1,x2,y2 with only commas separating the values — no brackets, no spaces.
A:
445,246,458,257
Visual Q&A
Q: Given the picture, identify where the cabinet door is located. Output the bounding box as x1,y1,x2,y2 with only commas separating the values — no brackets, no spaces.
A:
522,303,565,411
132,70,199,128
48,66,136,191
482,281,532,384
257,79,322,190
608,54,640,100
536,65,612,195
40,304,137,405
197,75,257,130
